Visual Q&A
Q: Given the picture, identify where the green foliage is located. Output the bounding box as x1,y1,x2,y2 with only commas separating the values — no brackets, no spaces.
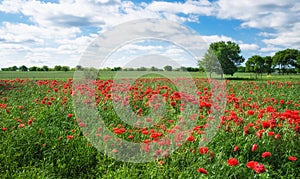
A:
264,56,273,75
273,49,300,74
54,65,62,71
19,65,28,71
246,55,265,78
200,41,244,77
163,65,173,71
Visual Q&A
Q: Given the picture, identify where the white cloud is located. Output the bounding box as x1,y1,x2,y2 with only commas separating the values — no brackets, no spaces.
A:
0,0,299,68
202,35,234,44
215,0,300,51
239,43,259,51
262,22,300,49
146,0,213,16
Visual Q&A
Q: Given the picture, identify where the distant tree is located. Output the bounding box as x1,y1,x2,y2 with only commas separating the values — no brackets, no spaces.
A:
200,41,244,78
199,49,221,78
36,67,43,71
42,65,49,71
137,67,147,71
125,67,134,71
246,55,264,79
76,65,83,71
10,66,18,71
180,66,187,71
1,67,9,71
150,66,158,71
245,58,255,73
29,66,38,71
112,67,122,71
186,67,199,72
163,65,172,71
272,49,300,75
61,66,70,72
264,56,273,75
19,65,28,71
237,66,246,72
54,65,62,71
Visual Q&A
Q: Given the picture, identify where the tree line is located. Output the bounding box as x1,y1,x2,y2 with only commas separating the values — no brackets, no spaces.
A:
199,41,300,78
2,41,299,77
1,65,71,72
1,65,201,72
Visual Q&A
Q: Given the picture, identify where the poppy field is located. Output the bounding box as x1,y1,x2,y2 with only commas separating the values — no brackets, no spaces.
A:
0,76,299,178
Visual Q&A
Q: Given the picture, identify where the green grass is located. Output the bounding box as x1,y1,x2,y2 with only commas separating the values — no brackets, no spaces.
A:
0,71,75,80
1,71,299,81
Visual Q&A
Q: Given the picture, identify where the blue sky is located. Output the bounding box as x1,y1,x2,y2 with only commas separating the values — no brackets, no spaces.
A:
0,0,299,68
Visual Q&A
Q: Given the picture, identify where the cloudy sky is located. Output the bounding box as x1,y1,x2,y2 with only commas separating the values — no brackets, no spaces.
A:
0,0,299,68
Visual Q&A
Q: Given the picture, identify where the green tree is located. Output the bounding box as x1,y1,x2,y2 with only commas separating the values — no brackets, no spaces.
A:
76,65,83,71
19,65,28,71
112,67,122,71
54,65,62,71
199,41,244,78
42,65,49,71
264,56,273,75
246,55,264,79
272,49,300,75
29,66,38,71
151,66,158,71
137,67,147,71
61,66,70,72
9,66,18,71
163,65,172,71
237,66,245,72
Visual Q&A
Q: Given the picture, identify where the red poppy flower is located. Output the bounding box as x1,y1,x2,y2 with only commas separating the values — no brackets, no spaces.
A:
199,147,209,154
247,110,255,116
252,144,258,152
246,161,258,169
197,167,208,174
67,135,73,140
78,122,85,127
142,130,149,135
244,126,249,135
274,133,281,139
262,152,271,158
227,158,239,166
234,146,239,152
28,119,33,126
170,101,176,107
261,121,270,128
288,156,297,161
254,163,266,173
187,135,195,142
267,131,274,136
2,127,7,131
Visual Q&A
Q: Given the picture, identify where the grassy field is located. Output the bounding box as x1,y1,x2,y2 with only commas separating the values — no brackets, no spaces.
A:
0,71,299,80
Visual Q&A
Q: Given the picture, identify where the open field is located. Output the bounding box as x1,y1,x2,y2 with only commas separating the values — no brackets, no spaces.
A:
0,71,299,81
0,74,300,178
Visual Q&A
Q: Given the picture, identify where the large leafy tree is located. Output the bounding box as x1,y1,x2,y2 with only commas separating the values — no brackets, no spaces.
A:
199,41,244,78
245,55,264,78
264,56,273,75
198,48,220,78
272,49,300,75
